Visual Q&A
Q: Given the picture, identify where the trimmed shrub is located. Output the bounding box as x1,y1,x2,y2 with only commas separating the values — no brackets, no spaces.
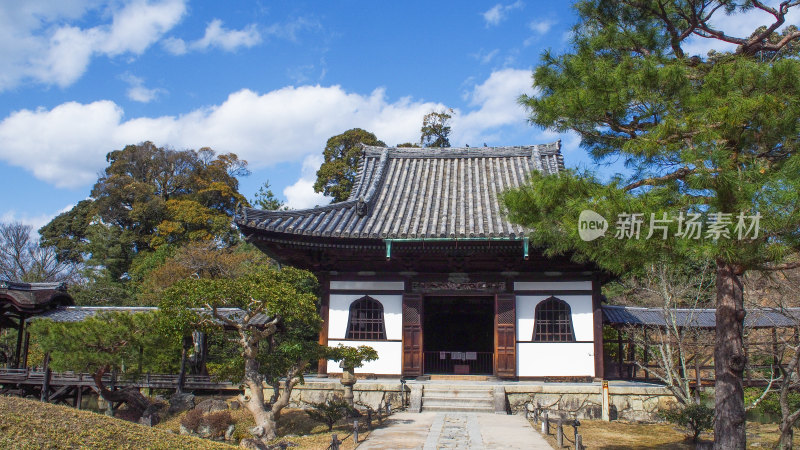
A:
180,408,204,432
660,403,714,442
305,398,355,431
204,410,233,437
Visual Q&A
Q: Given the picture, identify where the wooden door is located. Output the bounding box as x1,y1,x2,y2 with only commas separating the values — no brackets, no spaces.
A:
494,293,517,378
402,293,424,377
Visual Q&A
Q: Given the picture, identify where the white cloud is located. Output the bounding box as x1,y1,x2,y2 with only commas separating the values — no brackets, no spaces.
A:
482,1,524,27
0,69,539,189
283,155,331,209
452,68,535,145
164,19,262,54
529,19,554,35
121,73,166,103
0,0,186,90
2,203,75,235
263,17,322,42
472,48,500,65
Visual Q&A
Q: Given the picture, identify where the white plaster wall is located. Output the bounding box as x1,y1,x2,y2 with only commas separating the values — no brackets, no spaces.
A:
326,340,402,375
326,285,403,376
330,281,404,291
328,294,402,340
514,281,592,291
517,343,595,376
517,295,594,341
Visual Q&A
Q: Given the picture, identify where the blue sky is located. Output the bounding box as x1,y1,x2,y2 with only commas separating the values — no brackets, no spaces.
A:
0,1,787,232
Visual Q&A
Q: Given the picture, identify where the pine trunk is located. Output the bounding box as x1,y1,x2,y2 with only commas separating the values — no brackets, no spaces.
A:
713,260,746,450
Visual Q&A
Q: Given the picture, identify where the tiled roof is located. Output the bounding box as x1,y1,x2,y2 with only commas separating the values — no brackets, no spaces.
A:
236,143,563,240
0,280,73,313
30,306,273,326
602,305,800,328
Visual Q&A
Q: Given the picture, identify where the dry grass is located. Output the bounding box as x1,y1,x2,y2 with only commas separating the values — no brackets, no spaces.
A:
157,397,374,450
0,395,232,449
535,419,799,449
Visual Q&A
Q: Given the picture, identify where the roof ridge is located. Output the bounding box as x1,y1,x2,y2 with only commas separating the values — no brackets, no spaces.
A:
362,142,561,158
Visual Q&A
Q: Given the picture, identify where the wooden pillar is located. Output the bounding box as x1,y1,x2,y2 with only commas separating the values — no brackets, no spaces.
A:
75,387,83,409
627,335,635,379
617,328,623,378
772,328,780,379
20,328,30,369
643,329,649,382
592,277,604,379
13,316,24,368
40,353,51,402
317,272,330,377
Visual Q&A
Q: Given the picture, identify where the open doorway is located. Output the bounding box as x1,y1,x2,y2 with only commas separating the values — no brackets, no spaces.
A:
423,296,494,374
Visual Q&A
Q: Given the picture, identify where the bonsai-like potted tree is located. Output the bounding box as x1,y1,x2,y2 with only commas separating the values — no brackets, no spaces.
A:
328,344,378,407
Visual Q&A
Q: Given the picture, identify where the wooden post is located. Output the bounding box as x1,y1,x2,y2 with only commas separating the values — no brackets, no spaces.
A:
20,329,30,369
643,329,649,382
367,409,372,429
330,434,340,450
13,317,24,368
318,273,330,377
556,418,563,447
617,328,624,378
694,344,702,404
542,412,549,435
576,434,583,450
592,277,604,379
627,335,635,379
40,353,51,402
773,328,780,379
601,380,610,421
75,387,83,409
353,420,359,443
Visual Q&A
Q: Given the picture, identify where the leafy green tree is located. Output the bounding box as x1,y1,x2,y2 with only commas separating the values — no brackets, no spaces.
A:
251,181,287,211
420,108,453,148
39,142,249,285
314,129,386,203
508,2,800,448
30,311,178,421
160,265,321,444
396,142,420,148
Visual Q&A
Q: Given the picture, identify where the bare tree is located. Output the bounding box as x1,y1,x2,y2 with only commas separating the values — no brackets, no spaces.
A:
744,270,800,449
0,222,80,282
617,261,714,405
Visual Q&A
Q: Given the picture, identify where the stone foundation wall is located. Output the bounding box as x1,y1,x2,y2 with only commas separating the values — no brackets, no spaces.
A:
263,381,406,412
506,384,677,422
260,381,676,422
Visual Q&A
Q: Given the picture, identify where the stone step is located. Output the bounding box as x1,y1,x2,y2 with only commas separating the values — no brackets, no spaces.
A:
421,404,495,413
422,396,494,407
423,388,494,399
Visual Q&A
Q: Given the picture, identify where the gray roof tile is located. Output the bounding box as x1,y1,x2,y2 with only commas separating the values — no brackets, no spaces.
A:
603,305,800,328
236,142,563,239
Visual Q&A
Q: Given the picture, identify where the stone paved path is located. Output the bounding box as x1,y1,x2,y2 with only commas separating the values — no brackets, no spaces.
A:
357,412,551,449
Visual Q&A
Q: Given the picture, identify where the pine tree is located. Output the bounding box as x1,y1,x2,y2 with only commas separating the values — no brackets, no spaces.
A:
507,2,800,448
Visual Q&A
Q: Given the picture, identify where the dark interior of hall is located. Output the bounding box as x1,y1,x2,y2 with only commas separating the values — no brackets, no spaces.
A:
422,296,495,374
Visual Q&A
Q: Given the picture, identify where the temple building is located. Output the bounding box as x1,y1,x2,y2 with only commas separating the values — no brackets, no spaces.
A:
236,142,604,379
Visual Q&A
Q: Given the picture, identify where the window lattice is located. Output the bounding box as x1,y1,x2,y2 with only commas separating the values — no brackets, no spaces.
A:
533,297,575,342
346,296,386,340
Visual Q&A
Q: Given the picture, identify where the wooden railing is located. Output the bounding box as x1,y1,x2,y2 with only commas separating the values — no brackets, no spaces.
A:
423,351,493,375
0,368,235,390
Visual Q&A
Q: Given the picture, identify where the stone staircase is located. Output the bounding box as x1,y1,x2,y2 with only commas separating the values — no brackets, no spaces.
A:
420,385,496,413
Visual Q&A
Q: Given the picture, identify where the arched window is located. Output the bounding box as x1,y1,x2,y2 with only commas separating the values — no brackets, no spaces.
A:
533,296,575,342
345,296,386,340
